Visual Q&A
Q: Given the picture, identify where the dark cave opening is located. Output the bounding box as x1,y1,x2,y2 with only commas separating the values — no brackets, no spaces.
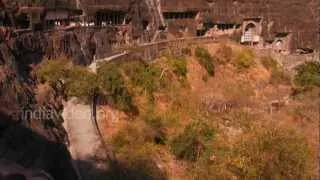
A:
95,11,126,26
163,11,197,20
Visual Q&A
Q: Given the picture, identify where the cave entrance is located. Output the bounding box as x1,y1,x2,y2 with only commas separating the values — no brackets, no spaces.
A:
215,23,239,31
243,23,256,42
15,13,30,29
274,40,283,52
163,11,197,20
142,20,149,30
95,11,126,26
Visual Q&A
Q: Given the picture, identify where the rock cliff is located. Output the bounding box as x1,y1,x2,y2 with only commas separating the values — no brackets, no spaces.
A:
0,31,84,178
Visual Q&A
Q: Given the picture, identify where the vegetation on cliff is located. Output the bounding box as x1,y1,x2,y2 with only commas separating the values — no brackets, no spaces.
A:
36,57,135,113
294,61,320,89
107,44,316,179
35,43,317,179
195,47,215,76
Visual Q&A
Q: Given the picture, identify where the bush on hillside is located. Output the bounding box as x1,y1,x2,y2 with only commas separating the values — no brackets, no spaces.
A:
97,62,135,113
36,57,69,87
36,57,99,101
294,61,320,89
261,56,290,84
234,49,255,69
229,126,312,179
167,56,188,78
121,60,168,99
65,67,98,100
170,121,216,161
195,47,215,76
143,113,167,145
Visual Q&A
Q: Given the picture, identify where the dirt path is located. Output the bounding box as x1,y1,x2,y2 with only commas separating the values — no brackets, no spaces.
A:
62,98,109,179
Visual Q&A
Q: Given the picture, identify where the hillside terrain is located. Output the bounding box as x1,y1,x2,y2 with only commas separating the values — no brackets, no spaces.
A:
31,39,320,179
0,0,318,178
93,42,319,179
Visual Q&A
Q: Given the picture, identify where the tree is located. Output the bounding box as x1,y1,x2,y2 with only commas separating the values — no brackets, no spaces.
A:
97,62,135,113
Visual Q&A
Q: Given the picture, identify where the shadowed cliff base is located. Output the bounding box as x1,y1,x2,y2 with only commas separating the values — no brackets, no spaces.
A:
0,111,78,179
75,158,168,180
0,110,168,179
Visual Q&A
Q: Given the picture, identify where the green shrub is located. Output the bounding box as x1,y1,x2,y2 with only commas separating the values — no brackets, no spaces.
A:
65,67,98,100
97,62,135,113
121,60,167,98
230,126,312,179
143,112,167,144
36,58,69,87
195,47,215,76
36,57,99,101
167,56,188,78
37,58,135,111
144,113,164,130
170,121,216,161
234,49,255,69
294,61,320,89
134,65,160,94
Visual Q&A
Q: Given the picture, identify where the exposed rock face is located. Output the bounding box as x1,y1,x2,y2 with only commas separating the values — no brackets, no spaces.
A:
80,0,162,41
0,113,77,179
0,23,125,177
0,159,53,179
0,18,137,177
3,0,317,50
150,0,319,50
205,0,318,50
0,32,83,178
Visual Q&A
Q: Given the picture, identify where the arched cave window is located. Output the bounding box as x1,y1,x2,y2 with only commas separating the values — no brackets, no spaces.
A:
243,23,257,42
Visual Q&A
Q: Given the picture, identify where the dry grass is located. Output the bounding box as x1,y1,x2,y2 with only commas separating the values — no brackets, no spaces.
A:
99,42,317,179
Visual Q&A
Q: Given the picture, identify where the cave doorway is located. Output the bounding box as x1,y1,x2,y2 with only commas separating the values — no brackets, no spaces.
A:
274,40,283,52
243,23,256,42
16,13,30,29
216,23,237,31
95,11,126,26
142,20,149,30
163,11,197,20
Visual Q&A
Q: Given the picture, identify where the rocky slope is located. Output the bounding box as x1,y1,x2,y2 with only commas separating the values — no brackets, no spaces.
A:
0,31,88,178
